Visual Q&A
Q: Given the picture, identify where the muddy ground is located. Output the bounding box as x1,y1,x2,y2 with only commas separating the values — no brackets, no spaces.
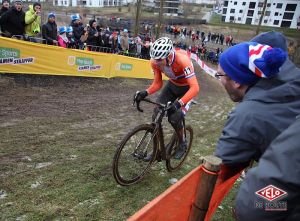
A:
0,68,236,220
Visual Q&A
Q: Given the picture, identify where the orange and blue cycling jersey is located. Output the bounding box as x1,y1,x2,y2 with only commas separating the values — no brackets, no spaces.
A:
146,48,200,105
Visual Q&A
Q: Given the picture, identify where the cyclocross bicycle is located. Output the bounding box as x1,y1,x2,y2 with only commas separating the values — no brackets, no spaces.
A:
112,98,195,186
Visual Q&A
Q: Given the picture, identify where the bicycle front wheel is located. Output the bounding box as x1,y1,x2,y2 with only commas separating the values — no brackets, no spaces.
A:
166,125,193,172
112,124,158,186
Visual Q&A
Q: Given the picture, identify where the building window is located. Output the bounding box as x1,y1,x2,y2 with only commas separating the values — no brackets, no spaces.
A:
283,12,294,20
285,4,297,11
234,1,237,5
281,20,291,28
275,12,278,16
247,10,254,17
239,10,243,13
258,11,262,15
83,0,86,5
230,9,235,13
276,3,283,9
55,0,58,5
258,2,263,7
273,20,279,25
246,17,252,24
264,20,268,23
267,3,271,7
238,17,241,21
224,1,228,7
221,16,226,21
230,16,235,21
265,11,271,16
242,2,246,6
249,2,256,8
223,8,227,14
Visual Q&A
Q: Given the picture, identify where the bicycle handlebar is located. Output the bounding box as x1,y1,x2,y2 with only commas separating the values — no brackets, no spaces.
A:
133,98,167,112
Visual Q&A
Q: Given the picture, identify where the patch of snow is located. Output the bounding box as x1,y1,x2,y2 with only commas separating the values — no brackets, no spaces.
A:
169,178,178,184
31,181,42,189
35,162,52,169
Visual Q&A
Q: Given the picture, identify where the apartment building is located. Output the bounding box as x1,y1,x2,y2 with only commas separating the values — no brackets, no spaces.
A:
222,0,300,29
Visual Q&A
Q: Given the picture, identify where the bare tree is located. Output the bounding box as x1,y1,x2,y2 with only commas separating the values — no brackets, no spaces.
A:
255,0,268,35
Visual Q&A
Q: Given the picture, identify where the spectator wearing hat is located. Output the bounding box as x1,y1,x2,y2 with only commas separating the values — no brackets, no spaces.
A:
214,32,300,178
120,29,129,53
24,2,41,38
215,31,300,221
87,19,99,50
0,0,25,38
70,14,85,49
66,26,76,48
0,0,9,16
57,26,68,48
0,0,10,35
42,12,57,45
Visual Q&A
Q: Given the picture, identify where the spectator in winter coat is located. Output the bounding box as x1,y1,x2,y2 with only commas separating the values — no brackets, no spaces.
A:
0,0,25,38
24,2,41,38
0,0,10,34
42,12,57,45
57,26,68,48
120,28,129,53
70,14,86,49
214,31,300,174
66,26,76,48
87,19,99,50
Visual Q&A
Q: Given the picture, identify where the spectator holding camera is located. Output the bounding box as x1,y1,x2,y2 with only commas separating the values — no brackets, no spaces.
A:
0,0,25,38
25,2,41,39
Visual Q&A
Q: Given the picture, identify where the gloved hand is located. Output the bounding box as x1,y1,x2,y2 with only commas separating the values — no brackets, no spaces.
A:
133,90,148,103
168,100,182,115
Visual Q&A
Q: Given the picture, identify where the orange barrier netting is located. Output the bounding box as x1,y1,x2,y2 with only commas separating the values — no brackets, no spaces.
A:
128,165,244,221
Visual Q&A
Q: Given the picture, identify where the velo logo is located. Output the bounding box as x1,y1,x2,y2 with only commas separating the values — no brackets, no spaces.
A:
255,185,287,202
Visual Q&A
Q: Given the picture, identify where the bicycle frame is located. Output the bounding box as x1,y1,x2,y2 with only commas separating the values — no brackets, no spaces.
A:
136,98,187,162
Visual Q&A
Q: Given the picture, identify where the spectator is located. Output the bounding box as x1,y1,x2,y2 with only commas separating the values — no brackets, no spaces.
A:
120,28,129,53
87,19,99,50
70,14,86,49
110,31,118,53
235,115,300,221
66,26,76,48
214,32,300,174
134,34,142,56
0,0,10,35
42,12,57,45
0,0,25,38
57,26,68,48
24,2,41,39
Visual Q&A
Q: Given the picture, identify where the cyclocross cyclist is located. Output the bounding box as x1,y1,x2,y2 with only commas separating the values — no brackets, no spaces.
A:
134,37,200,160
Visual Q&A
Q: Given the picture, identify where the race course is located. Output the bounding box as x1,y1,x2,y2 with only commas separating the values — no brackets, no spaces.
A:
0,67,236,220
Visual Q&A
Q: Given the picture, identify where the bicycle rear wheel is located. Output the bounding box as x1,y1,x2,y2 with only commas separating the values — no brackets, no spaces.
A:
166,125,193,172
112,124,158,186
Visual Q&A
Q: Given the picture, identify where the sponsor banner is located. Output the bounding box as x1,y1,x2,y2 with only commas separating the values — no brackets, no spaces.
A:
0,37,217,80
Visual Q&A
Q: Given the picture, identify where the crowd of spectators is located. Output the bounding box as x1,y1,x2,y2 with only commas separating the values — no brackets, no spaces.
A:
0,0,235,64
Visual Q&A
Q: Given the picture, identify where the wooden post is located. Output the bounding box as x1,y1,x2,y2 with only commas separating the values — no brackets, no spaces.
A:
188,155,222,221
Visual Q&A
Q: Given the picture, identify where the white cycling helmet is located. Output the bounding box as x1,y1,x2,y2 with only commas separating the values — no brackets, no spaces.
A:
150,37,173,59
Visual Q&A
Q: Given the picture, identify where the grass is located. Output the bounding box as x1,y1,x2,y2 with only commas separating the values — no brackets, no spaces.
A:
209,13,300,38
0,73,236,220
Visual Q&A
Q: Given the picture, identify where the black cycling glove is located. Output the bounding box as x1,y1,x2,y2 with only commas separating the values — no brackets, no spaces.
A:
134,90,148,103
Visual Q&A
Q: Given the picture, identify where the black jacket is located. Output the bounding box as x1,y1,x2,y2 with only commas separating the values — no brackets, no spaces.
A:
42,21,57,45
70,21,84,41
0,6,25,36
87,27,98,46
